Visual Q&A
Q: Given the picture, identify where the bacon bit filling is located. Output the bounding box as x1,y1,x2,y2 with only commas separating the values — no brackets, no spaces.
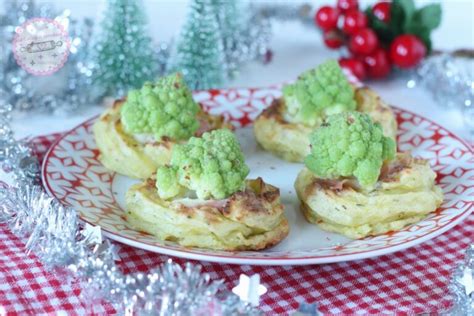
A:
223,190,265,216
146,177,156,188
195,116,213,137
171,197,228,211
261,99,287,123
379,153,418,182
312,178,360,193
195,112,230,137
162,178,278,219
310,153,421,193
112,99,125,109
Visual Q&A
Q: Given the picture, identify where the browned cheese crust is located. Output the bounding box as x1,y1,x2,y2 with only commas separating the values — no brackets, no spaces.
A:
126,177,289,251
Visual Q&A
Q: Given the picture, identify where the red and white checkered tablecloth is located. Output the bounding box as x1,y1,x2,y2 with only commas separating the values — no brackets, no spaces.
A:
1,133,472,315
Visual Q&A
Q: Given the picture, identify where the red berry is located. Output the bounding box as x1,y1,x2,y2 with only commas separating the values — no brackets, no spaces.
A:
361,48,391,78
349,28,378,55
343,10,367,35
323,29,344,49
389,34,426,69
315,6,339,31
372,2,391,23
338,57,367,80
337,0,359,13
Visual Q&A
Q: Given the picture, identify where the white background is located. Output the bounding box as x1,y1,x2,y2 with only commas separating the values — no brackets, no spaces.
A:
3,0,474,142
3,0,471,51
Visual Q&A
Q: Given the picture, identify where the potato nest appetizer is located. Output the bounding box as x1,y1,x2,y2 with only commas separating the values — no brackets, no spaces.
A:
295,153,443,239
254,60,397,162
125,129,289,250
295,112,442,239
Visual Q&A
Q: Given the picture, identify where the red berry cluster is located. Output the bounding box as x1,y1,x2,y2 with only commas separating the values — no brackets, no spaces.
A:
314,0,427,80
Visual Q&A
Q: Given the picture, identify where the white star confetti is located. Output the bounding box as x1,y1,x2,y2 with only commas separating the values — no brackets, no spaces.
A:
232,274,267,306
81,223,102,245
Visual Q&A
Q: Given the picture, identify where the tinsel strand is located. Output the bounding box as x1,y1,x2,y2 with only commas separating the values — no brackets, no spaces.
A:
443,244,474,315
0,104,261,314
407,51,474,135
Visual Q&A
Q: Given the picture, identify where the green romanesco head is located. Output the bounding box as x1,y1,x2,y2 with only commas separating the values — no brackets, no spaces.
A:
304,112,396,189
283,60,357,126
120,73,200,141
156,129,250,200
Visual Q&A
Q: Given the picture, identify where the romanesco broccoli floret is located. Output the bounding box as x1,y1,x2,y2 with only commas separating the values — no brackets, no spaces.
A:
283,60,357,126
156,129,250,200
121,73,200,141
304,112,396,188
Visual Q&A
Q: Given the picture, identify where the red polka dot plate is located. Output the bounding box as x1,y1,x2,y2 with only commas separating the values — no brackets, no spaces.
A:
42,88,473,265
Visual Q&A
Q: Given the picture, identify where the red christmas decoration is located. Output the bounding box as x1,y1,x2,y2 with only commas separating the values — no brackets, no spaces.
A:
323,29,344,49
313,0,441,80
337,0,359,13
343,10,367,35
361,48,391,78
349,28,379,55
315,6,340,31
389,35,427,69
338,57,367,80
372,2,391,23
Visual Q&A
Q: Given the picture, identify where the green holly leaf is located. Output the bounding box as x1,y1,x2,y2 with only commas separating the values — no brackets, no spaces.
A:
389,0,412,35
390,4,405,36
417,31,432,53
395,0,416,29
415,4,442,30
405,22,432,52
365,8,395,45
363,0,440,53
397,0,416,18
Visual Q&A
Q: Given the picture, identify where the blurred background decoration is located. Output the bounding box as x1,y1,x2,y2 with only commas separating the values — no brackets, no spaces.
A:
91,0,158,97
0,0,274,113
0,0,97,113
0,0,472,133
314,0,442,80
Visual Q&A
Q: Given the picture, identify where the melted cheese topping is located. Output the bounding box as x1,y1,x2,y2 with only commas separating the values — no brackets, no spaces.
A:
170,197,228,209
133,133,157,144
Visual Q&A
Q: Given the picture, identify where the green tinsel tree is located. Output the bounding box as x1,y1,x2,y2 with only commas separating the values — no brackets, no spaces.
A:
174,0,224,90
92,0,157,97
212,0,245,78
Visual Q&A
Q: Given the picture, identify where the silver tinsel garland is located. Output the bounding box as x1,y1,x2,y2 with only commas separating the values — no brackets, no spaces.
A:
407,51,474,135
445,245,474,315
0,105,261,315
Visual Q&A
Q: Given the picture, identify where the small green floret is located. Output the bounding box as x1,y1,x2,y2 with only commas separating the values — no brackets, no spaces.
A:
283,60,357,126
121,73,200,141
156,129,250,200
305,112,396,188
